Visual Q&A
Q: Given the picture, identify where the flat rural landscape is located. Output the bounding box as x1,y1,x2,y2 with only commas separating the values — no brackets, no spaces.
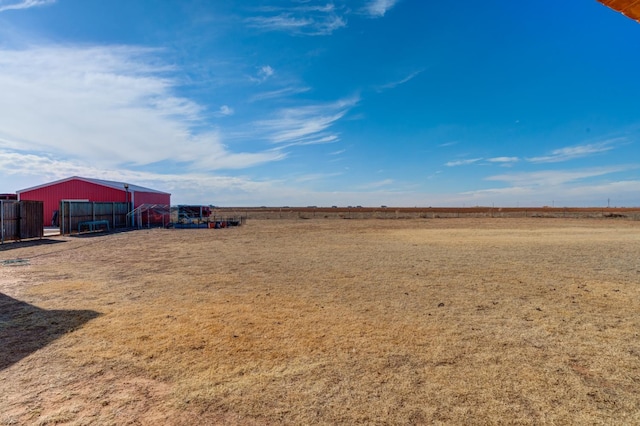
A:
2,217,640,424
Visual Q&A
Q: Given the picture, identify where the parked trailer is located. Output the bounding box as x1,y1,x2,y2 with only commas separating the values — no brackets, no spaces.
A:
176,205,212,223
170,205,244,229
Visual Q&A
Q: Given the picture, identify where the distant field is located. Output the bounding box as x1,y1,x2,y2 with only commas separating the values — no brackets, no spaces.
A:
1,218,640,424
213,206,640,221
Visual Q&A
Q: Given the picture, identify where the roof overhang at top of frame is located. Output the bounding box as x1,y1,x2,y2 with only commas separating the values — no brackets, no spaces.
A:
598,0,640,22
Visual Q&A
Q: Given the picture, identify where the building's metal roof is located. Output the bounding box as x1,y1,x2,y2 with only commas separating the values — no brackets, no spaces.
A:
17,176,170,195
598,0,640,22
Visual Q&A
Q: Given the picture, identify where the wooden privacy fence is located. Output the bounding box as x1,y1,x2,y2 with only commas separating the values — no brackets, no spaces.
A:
1,200,44,244
59,201,130,235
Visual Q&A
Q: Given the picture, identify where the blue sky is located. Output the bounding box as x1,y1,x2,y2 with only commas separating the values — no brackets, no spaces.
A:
1,0,639,207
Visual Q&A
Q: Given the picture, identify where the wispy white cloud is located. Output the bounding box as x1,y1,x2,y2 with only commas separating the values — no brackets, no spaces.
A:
357,179,394,189
0,150,86,181
250,86,311,102
294,172,344,183
485,166,629,187
376,69,423,91
217,105,234,116
279,135,340,148
254,96,359,146
245,14,310,31
0,0,54,13
445,158,482,167
487,156,519,163
427,171,442,180
363,0,400,17
527,140,619,163
244,6,347,36
250,65,275,83
438,141,458,148
461,174,640,208
446,140,620,169
259,65,274,78
0,45,283,172
261,111,345,144
253,4,337,14
245,0,386,37
445,139,620,169
0,149,288,204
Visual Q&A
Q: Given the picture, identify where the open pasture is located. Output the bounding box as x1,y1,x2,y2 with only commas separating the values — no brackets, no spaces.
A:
1,218,640,424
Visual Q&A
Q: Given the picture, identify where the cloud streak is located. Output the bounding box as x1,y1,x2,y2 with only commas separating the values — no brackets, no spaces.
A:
250,86,311,102
244,0,399,36
0,0,54,13
0,45,283,171
216,105,234,116
461,175,640,208
357,179,395,190
487,157,519,163
254,97,359,146
445,158,482,167
443,139,621,169
485,166,630,187
363,0,400,17
527,141,619,163
0,149,285,204
376,69,424,92
245,4,347,36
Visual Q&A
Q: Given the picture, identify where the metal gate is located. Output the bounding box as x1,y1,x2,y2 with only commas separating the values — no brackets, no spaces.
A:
58,201,130,235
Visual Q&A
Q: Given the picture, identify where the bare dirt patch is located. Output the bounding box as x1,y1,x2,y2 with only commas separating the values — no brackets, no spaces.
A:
1,218,640,424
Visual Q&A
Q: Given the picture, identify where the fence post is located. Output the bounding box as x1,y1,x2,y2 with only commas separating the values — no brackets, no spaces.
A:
1,200,4,244
16,201,21,240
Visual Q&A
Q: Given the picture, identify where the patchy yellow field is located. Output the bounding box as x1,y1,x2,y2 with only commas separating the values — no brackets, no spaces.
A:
1,218,640,424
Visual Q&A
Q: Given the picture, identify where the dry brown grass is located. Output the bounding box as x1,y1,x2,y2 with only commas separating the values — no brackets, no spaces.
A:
1,218,640,424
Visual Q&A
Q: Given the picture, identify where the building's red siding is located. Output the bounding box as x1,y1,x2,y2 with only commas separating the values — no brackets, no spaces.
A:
19,179,170,226
134,191,171,206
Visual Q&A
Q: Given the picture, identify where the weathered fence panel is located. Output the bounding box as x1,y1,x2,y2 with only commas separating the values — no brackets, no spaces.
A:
1,200,44,243
20,201,44,239
59,201,129,235
1,201,19,244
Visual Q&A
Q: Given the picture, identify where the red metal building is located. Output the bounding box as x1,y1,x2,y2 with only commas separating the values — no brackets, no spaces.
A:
17,176,171,226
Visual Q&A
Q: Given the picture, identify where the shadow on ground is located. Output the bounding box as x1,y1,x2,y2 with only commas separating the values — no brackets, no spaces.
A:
0,293,100,371
69,227,138,239
0,238,66,252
